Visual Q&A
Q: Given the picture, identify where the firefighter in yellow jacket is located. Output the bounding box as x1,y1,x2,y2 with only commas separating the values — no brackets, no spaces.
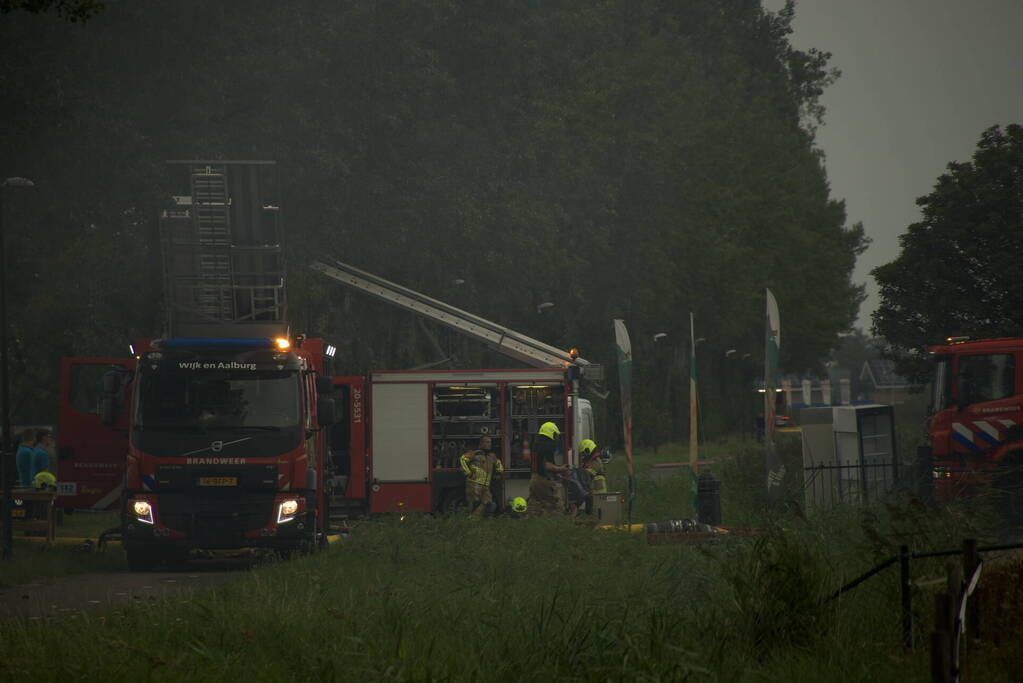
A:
460,435,502,515
529,421,569,512
580,439,607,494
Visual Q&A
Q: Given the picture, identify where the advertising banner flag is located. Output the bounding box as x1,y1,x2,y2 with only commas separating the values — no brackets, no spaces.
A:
689,312,698,475
764,288,784,501
613,319,635,522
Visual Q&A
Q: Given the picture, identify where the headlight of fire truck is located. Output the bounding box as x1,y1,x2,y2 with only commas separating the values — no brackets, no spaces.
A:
132,500,154,524
277,498,300,524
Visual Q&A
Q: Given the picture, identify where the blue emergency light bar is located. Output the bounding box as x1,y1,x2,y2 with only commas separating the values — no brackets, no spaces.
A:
161,338,276,349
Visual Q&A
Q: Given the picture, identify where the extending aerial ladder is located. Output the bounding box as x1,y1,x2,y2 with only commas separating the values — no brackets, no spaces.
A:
310,259,604,458
309,260,601,373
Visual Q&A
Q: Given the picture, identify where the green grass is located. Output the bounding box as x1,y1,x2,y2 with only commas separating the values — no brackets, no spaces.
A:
0,544,127,588
0,511,123,588
55,510,121,539
0,512,938,682
0,443,1017,681
603,435,803,526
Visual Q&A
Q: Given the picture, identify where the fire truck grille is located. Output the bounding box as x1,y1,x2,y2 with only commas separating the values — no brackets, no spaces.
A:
159,492,274,547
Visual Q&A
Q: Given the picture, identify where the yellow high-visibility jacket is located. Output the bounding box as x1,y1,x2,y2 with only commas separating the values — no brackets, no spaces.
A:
585,458,607,494
460,452,488,486
482,454,503,487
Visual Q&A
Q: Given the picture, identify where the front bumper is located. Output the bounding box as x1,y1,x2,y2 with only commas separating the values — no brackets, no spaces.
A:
124,491,314,550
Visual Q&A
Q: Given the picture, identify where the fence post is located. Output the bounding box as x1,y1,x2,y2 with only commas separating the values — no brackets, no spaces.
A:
916,445,934,503
931,592,952,683
859,456,869,502
894,447,900,487
899,544,913,651
946,561,963,683
962,538,980,637
837,459,843,502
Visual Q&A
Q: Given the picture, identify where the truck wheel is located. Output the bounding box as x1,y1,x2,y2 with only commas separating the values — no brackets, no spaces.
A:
125,547,161,572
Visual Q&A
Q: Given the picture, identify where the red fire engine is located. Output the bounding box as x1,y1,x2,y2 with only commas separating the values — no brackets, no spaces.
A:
59,162,337,570
58,166,600,567
313,260,599,517
924,337,1023,517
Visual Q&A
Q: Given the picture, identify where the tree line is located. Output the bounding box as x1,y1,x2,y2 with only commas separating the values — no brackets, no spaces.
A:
0,0,866,444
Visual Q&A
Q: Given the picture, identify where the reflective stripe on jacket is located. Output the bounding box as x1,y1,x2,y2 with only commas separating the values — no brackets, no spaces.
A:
483,456,504,487
460,452,488,485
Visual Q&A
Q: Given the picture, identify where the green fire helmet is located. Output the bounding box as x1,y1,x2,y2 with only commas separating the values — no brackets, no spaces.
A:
511,497,528,513
580,439,597,456
538,421,560,440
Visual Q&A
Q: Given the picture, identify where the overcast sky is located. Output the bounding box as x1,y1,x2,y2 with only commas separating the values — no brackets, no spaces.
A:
763,0,1023,331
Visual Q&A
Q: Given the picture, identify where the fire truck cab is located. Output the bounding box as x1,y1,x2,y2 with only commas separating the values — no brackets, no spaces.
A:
924,337,1023,514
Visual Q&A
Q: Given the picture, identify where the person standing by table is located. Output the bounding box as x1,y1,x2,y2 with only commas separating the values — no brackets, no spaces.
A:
15,428,37,488
31,430,54,486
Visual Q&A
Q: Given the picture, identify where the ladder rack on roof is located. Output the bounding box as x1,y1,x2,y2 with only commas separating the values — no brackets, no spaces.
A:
160,161,287,338
310,259,599,376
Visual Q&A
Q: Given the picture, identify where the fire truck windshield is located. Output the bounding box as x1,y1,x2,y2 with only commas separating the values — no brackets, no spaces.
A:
138,368,301,431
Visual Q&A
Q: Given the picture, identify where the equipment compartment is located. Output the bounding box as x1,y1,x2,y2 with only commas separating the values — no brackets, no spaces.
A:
431,385,500,469
432,387,494,418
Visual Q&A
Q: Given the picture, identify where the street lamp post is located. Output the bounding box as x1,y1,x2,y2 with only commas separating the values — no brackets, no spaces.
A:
1,176,34,561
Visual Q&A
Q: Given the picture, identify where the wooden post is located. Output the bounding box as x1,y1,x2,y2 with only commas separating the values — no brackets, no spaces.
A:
931,592,952,683
946,559,963,597
962,538,980,637
899,544,913,651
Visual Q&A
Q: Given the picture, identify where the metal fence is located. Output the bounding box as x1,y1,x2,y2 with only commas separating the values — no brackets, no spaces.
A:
828,538,1023,681
802,458,916,507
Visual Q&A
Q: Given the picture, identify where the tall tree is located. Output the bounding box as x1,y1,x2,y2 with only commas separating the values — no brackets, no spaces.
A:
872,124,1023,381
0,0,867,442
0,0,103,21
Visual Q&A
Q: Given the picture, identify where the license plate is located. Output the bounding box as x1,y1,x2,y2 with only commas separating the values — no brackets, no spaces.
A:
198,477,238,487
11,509,25,518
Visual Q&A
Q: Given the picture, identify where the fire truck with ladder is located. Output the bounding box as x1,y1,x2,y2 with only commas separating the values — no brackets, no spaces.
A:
59,161,337,570
58,163,601,558
309,260,601,517
923,336,1023,520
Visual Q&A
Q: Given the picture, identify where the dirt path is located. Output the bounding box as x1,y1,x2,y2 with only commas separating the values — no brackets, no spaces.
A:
0,559,251,621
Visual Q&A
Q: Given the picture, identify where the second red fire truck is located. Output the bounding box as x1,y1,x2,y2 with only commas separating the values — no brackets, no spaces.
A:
923,336,1023,519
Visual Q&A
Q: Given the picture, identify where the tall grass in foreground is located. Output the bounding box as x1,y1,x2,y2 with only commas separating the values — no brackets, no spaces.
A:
2,512,944,682
2,440,1017,681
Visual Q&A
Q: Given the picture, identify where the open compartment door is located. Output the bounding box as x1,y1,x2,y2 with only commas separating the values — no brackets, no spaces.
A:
56,357,132,510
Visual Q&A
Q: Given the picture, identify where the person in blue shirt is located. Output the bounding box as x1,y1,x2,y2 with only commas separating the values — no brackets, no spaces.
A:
31,430,53,486
15,428,37,488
